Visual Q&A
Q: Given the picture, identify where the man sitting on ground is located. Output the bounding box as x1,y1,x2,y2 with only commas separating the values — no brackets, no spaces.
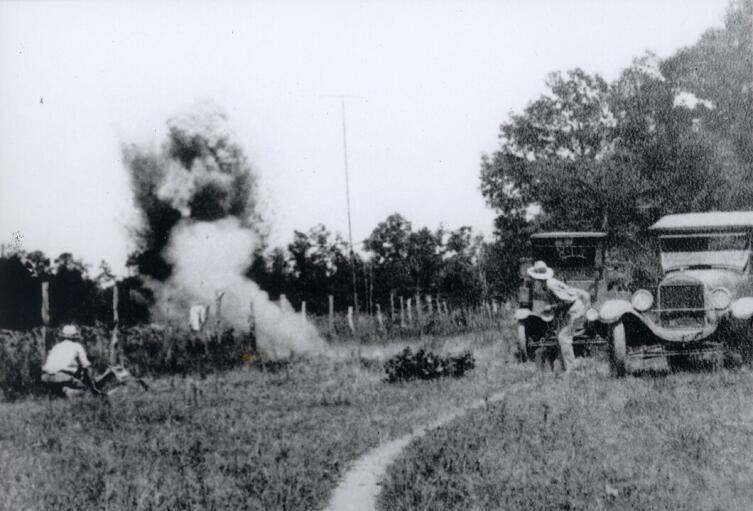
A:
41,325,101,397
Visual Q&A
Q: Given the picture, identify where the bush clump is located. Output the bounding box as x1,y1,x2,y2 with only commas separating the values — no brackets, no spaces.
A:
384,347,475,383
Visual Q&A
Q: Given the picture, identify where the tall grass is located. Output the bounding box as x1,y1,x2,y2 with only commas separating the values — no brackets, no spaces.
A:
380,361,753,510
311,307,507,343
1,308,505,400
0,327,528,510
0,326,255,400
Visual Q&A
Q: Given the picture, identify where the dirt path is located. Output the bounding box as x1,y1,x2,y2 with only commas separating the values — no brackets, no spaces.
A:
324,381,533,511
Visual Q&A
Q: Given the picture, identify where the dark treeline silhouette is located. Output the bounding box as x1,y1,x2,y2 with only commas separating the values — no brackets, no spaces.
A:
0,250,151,330
1,214,501,329
247,216,499,316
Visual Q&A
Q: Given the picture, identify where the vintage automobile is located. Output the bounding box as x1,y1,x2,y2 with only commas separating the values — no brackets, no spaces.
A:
515,231,614,364
599,211,753,376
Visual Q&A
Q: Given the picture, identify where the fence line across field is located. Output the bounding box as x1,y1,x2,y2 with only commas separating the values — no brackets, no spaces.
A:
29,281,510,350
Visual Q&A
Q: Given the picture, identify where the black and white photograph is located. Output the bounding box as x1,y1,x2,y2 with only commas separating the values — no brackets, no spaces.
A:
1,0,752,509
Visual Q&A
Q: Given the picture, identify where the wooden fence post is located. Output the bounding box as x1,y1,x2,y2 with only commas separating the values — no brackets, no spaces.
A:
214,291,225,341
399,296,406,327
41,281,50,352
390,292,395,320
376,304,384,330
328,295,334,332
249,299,256,338
426,294,433,315
301,300,307,318
347,306,355,334
110,283,119,365
406,298,413,324
415,292,422,326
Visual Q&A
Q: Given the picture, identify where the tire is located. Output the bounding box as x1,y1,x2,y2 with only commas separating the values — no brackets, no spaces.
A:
610,322,627,377
669,350,723,373
517,324,529,362
667,353,690,373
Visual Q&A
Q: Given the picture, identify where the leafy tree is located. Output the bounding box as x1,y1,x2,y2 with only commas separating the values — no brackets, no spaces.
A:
437,227,484,306
480,68,623,232
49,253,99,325
0,252,40,329
479,69,622,294
25,250,52,279
660,0,753,208
266,247,292,301
406,227,442,295
364,213,414,301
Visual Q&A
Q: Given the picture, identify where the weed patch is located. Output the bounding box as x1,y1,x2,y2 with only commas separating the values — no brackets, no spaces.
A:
384,348,475,383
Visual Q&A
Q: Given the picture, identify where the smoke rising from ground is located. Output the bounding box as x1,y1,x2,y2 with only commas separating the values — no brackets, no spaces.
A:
162,219,324,357
124,101,324,357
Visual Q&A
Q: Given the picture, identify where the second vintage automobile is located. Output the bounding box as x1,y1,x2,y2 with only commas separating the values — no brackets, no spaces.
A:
599,211,753,376
515,231,617,365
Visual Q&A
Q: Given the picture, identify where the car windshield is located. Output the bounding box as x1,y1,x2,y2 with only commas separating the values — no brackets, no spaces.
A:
532,239,599,279
660,233,750,271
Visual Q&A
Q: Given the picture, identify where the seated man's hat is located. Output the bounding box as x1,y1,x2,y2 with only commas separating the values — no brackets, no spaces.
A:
527,260,554,281
60,325,82,340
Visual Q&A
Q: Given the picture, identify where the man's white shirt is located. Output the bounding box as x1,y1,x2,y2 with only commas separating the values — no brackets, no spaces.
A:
42,340,91,374
545,278,592,313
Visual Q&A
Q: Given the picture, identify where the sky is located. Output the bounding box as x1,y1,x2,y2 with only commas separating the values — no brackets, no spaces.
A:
0,0,730,276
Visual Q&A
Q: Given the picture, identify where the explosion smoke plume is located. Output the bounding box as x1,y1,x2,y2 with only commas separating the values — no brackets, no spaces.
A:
124,102,323,357
162,219,323,357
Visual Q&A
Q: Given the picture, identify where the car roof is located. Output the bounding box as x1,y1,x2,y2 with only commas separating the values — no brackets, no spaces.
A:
530,231,607,239
650,211,753,233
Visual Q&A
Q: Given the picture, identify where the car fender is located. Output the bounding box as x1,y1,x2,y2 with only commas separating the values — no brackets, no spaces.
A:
598,299,639,324
731,297,753,320
515,308,554,323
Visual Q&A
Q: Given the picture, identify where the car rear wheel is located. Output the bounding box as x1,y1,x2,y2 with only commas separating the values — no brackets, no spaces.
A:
610,322,627,377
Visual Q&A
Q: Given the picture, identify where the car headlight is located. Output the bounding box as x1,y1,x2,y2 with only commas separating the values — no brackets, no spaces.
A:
631,289,654,312
710,287,732,310
586,308,600,322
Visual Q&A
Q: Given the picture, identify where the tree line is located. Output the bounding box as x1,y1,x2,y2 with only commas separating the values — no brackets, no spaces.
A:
0,214,506,328
247,214,509,316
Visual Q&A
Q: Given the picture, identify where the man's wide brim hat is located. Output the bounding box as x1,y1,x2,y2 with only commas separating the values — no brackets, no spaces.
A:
60,325,82,340
527,260,554,281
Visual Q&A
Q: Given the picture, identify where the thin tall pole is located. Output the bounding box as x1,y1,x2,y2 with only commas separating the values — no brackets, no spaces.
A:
323,93,364,318
339,96,359,317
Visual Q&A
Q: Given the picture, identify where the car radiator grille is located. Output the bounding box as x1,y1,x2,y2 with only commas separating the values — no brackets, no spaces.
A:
659,283,705,328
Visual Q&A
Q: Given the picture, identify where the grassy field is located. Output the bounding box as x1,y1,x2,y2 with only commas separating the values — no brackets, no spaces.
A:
0,327,530,511
380,358,753,511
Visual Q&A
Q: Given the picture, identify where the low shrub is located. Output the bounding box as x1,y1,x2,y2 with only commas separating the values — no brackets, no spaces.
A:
384,347,475,383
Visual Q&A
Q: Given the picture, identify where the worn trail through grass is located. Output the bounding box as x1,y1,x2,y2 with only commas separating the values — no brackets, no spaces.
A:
325,380,535,511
